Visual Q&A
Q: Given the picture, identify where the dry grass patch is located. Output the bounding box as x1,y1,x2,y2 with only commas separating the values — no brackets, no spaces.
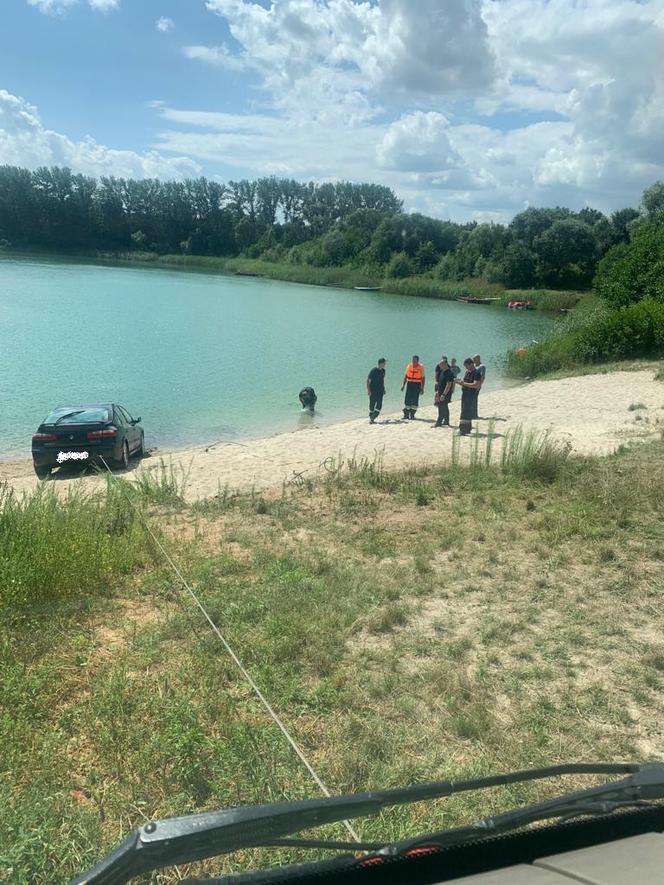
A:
3,437,664,882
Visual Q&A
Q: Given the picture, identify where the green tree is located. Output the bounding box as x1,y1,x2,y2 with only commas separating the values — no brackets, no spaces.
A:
534,219,600,288
610,207,641,244
320,229,350,265
414,241,439,272
508,206,571,248
500,243,538,288
594,216,664,308
641,181,664,218
387,251,413,278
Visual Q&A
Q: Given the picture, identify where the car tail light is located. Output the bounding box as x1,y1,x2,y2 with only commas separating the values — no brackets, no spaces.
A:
87,427,118,440
32,432,57,442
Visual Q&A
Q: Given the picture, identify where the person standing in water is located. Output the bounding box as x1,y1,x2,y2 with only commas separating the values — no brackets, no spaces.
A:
456,357,482,435
298,387,317,412
434,356,455,427
401,355,425,419
450,358,461,379
472,353,487,419
367,358,386,424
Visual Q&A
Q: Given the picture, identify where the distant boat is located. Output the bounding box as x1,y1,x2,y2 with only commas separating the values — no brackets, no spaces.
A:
354,286,381,291
457,296,498,305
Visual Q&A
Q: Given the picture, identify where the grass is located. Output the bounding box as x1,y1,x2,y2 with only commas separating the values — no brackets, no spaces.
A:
2,438,664,882
126,456,192,506
0,480,156,609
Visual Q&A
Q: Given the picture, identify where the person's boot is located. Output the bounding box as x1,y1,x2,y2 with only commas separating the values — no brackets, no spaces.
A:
409,409,416,420
403,408,409,419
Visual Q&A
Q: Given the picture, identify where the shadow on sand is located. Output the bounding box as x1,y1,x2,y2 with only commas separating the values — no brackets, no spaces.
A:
44,453,149,482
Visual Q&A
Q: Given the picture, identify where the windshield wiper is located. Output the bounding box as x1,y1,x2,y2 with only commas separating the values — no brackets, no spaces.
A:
71,762,664,885
53,410,86,425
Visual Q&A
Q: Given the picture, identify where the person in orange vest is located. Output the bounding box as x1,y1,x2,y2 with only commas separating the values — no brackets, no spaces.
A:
401,355,425,420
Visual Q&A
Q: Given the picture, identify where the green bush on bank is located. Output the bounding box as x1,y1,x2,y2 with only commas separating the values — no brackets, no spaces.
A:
507,298,664,377
575,298,664,361
594,216,664,309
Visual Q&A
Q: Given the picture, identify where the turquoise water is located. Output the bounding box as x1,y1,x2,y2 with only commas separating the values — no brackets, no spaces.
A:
0,257,552,457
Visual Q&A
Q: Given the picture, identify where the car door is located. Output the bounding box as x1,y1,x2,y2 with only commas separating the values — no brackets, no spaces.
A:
113,406,130,453
118,406,137,452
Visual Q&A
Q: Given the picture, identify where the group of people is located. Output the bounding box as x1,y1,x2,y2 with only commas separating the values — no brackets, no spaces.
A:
366,354,486,434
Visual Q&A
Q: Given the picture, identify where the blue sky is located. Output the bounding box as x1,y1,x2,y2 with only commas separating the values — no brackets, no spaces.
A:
1,0,663,222
1,1,251,170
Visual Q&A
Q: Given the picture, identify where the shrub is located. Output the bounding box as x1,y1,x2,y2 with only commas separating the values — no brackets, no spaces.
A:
594,216,664,308
575,299,664,362
386,251,413,278
506,298,664,377
505,331,579,377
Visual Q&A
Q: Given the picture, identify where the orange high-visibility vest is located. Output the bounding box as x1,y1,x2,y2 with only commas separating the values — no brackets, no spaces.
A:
405,363,424,383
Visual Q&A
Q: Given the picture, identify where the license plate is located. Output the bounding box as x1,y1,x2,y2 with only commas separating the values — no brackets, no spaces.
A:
56,451,89,464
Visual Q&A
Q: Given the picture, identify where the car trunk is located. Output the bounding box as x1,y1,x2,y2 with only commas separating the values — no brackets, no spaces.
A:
41,421,114,451
53,424,98,446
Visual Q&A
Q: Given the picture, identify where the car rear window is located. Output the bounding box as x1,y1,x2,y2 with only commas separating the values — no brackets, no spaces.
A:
43,407,111,425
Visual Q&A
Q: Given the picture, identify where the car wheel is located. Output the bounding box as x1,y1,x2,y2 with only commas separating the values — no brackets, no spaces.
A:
33,463,51,480
137,432,145,458
116,440,130,471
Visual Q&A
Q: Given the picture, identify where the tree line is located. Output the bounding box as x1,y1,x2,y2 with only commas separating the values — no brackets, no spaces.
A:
1,165,662,291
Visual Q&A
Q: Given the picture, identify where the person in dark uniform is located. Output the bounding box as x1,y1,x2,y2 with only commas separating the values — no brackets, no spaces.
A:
434,356,455,427
298,387,317,412
367,358,386,424
401,355,425,419
455,357,482,435
471,353,487,419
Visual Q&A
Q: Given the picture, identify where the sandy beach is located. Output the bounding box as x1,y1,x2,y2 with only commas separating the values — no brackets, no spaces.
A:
2,369,663,502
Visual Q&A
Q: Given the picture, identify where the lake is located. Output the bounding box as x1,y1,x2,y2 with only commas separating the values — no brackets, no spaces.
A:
0,256,553,457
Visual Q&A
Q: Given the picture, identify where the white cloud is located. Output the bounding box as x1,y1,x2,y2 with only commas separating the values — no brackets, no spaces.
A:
183,44,246,71
19,0,664,220
28,0,119,12
27,0,77,13
364,0,495,97
156,16,175,33
202,0,495,114
176,0,664,218
0,90,201,180
377,112,463,174
87,0,119,10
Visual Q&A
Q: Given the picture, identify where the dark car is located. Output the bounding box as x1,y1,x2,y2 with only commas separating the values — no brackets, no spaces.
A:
31,402,145,479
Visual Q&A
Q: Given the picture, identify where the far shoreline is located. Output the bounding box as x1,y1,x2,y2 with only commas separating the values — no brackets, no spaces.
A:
0,247,585,310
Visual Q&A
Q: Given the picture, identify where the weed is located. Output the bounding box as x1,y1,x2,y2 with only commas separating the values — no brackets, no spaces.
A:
254,498,270,515
0,481,154,607
500,426,572,482
366,601,410,633
128,457,191,505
